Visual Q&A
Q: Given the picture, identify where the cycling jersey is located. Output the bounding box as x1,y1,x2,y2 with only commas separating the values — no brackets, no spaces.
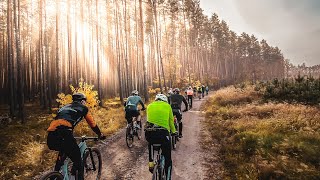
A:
187,89,193,95
168,94,188,110
47,102,96,131
147,101,176,133
125,95,145,111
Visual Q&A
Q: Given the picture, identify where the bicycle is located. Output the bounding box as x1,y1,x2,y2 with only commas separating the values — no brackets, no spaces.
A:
41,136,102,180
151,144,172,180
126,114,143,148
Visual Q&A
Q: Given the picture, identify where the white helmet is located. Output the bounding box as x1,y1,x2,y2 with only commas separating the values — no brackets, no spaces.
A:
155,94,168,103
132,90,139,95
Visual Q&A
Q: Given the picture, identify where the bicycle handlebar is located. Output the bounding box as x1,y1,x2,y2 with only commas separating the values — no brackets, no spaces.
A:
74,136,99,142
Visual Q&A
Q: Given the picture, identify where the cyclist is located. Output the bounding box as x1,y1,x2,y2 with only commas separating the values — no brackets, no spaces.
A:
193,86,197,98
145,94,177,178
197,86,202,99
201,85,206,97
186,86,194,108
124,90,146,128
168,88,188,138
205,85,209,95
46,93,105,180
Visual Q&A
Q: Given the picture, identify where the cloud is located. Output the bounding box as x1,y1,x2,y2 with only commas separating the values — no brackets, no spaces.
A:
234,0,320,66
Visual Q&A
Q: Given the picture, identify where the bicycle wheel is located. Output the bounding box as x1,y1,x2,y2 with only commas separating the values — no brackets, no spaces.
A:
83,148,102,180
126,125,134,148
40,171,63,180
172,135,176,150
136,121,142,140
152,163,159,180
160,164,166,180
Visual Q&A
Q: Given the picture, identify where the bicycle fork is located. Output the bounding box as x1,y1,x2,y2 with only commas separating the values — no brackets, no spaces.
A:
86,148,97,171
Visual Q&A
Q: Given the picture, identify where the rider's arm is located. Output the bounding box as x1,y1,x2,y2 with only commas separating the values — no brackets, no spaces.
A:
168,107,176,133
85,112,103,137
138,97,146,109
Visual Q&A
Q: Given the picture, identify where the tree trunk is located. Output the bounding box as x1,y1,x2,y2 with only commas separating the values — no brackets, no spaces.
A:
139,0,149,102
7,0,15,116
13,0,25,122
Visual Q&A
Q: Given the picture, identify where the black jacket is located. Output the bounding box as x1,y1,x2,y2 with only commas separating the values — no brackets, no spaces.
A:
168,94,188,111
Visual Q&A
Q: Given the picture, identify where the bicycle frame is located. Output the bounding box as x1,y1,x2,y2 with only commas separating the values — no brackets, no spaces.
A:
59,141,87,180
152,144,171,180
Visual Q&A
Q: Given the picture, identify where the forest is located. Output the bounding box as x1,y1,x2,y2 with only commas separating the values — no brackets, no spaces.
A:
1,0,320,179
0,0,286,122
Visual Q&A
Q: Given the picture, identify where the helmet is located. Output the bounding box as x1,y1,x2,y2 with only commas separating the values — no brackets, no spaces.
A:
132,90,139,95
72,92,87,102
173,88,180,94
155,94,168,102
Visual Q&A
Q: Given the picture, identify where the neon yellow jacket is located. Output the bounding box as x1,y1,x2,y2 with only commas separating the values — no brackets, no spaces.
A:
147,101,176,133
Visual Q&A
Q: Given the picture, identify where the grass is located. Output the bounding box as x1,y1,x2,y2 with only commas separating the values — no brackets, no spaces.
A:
0,101,127,180
203,85,320,179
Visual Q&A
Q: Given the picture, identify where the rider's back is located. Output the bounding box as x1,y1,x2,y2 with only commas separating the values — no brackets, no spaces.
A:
126,95,142,110
168,94,184,109
147,101,174,132
55,102,88,126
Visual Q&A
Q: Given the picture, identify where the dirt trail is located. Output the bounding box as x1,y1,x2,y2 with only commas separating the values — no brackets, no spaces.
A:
97,95,212,180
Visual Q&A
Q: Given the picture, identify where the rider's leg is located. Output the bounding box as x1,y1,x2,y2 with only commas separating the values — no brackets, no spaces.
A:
177,113,183,137
54,151,67,171
148,143,153,162
125,110,133,124
136,110,141,128
145,131,156,173
161,131,172,178
62,131,84,180
47,130,66,171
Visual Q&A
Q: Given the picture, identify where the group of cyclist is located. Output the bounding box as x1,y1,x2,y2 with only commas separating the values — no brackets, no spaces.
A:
124,88,188,178
45,85,209,179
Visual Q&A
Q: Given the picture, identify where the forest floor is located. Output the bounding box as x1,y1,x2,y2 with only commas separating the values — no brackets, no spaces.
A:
203,86,320,179
1,93,226,180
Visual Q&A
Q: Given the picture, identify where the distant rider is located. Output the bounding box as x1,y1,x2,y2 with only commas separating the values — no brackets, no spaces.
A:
168,88,188,138
124,90,146,128
197,86,202,99
186,86,194,108
201,85,206,98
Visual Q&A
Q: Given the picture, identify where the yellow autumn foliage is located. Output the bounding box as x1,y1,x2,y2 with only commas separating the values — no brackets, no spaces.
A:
56,81,100,112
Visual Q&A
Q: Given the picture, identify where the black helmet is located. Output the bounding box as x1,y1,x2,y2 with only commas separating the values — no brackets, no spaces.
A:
72,93,87,102
173,88,180,94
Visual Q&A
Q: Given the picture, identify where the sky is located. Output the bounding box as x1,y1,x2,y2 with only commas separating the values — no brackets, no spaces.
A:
199,0,320,66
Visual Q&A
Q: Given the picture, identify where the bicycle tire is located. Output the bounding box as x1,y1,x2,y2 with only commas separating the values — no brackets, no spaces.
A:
136,121,142,140
160,164,166,180
172,135,176,150
152,163,159,180
40,171,63,180
126,125,134,148
83,148,102,180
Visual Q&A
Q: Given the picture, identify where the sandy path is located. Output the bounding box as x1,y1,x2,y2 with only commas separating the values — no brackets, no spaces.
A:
97,95,210,180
